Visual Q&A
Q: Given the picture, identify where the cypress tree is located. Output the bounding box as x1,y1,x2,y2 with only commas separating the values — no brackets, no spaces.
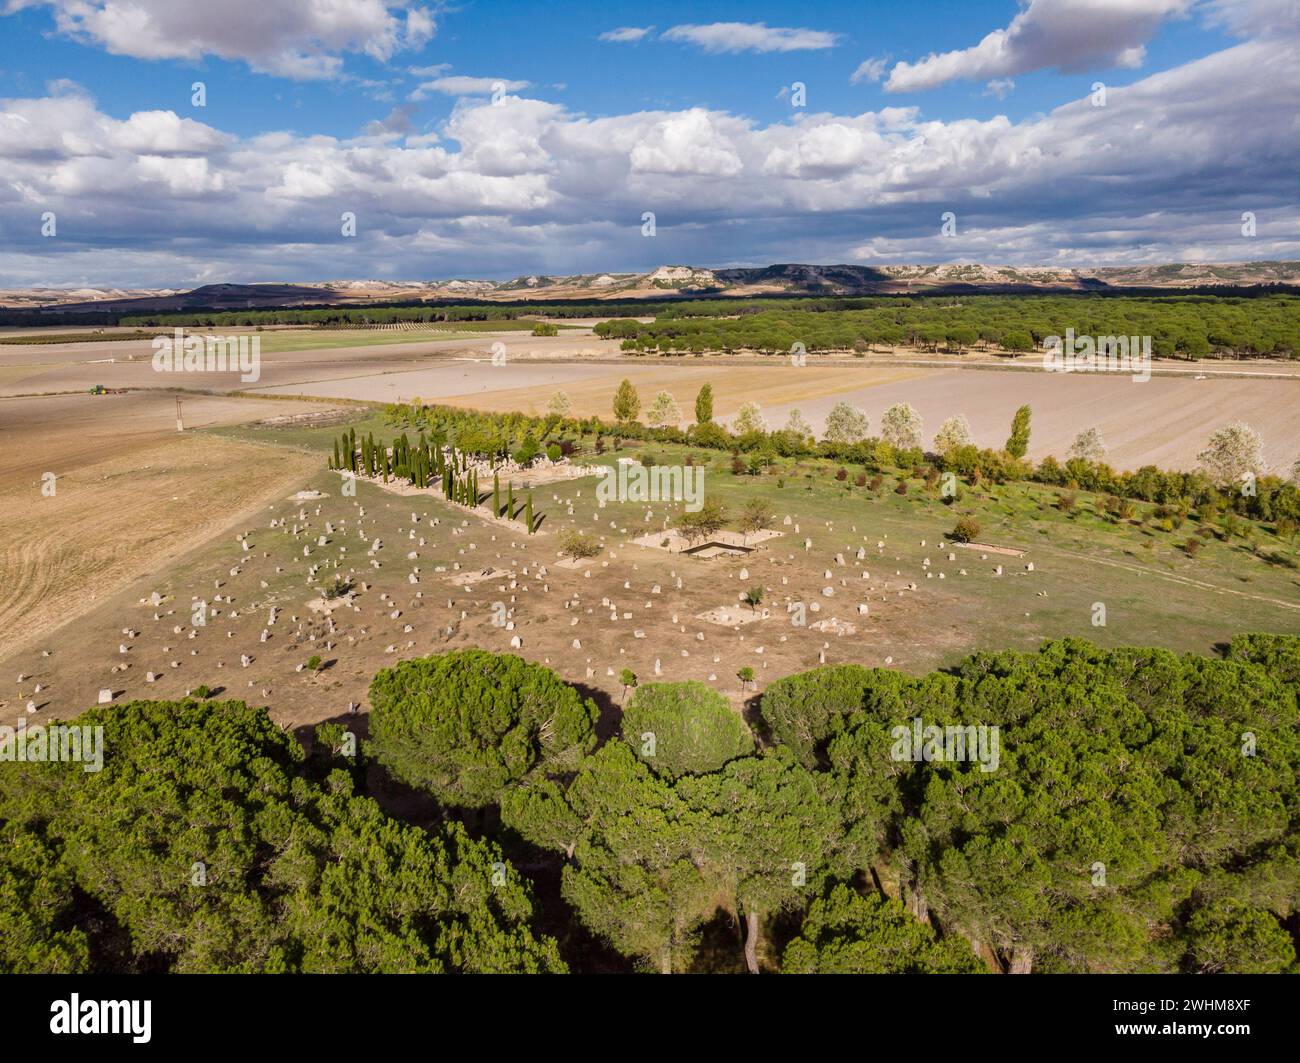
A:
508,482,515,520
525,493,534,533
331,438,340,470
493,471,501,517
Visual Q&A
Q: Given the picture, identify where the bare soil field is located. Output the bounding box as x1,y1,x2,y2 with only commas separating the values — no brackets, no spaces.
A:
0,327,569,397
6,326,1298,476
0,391,339,659
259,353,1300,473
0,390,339,491
752,368,1300,473
0,434,320,662
262,362,930,417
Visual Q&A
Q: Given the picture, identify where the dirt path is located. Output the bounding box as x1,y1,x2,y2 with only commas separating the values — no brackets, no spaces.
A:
1032,541,1300,612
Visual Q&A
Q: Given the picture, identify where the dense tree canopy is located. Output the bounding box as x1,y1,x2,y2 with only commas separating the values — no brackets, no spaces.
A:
596,293,1300,360
368,650,599,809
782,884,984,974
760,635,1300,974
8,634,1295,976
0,699,564,973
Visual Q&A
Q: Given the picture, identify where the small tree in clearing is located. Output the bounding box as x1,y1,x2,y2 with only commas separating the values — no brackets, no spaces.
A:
732,402,766,435
737,498,773,544
881,403,923,450
559,528,602,561
933,415,973,456
547,390,572,417
619,669,638,703
823,401,870,444
742,586,764,614
674,498,728,545
1069,427,1107,464
646,391,683,428
952,516,981,543
1198,421,1264,487
737,666,756,693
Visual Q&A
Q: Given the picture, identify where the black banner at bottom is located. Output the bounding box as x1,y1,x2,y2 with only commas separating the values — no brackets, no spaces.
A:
2,973,1288,1051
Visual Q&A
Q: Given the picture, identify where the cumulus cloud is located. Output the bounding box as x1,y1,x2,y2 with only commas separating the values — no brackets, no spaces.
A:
885,0,1192,92
628,109,745,177
5,0,436,79
598,27,654,43
662,22,840,54
0,21,1296,284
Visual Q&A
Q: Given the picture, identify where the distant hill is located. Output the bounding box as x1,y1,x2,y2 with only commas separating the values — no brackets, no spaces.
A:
4,261,1298,313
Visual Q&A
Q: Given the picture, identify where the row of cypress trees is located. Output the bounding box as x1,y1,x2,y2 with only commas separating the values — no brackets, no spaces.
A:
328,432,539,532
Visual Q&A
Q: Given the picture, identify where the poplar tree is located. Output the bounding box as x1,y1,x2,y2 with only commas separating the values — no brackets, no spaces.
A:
695,382,714,425
1006,404,1032,459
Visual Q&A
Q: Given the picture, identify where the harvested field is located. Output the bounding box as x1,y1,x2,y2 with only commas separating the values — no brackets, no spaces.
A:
0,433,318,659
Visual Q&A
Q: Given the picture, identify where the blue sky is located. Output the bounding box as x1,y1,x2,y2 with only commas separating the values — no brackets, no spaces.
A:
0,0,1295,286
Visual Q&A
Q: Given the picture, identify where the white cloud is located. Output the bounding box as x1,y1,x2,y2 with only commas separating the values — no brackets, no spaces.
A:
1203,0,1298,38
984,78,1016,99
0,23,1296,284
598,27,654,43
5,0,436,80
410,76,530,100
628,109,745,177
662,22,840,54
885,0,1192,92
850,57,889,85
